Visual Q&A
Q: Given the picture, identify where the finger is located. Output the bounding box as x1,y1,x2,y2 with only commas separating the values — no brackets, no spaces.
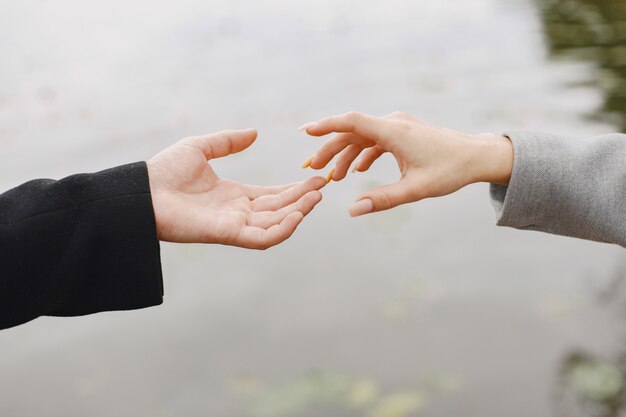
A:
354,145,385,172
244,181,302,199
237,212,304,250
349,179,421,217
186,129,258,160
304,112,389,144
247,190,322,229
332,144,365,181
251,176,326,211
308,133,372,170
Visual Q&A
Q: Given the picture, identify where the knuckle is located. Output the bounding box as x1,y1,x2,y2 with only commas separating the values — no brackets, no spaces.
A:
181,136,199,146
394,121,414,134
385,111,410,120
378,191,394,209
225,137,234,154
219,132,234,153
415,181,432,200
345,111,361,123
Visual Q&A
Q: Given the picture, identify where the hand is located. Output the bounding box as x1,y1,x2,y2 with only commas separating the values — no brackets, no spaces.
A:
147,129,326,249
300,112,513,217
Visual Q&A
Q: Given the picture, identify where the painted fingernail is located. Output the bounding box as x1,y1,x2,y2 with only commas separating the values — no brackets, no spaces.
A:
326,167,336,184
302,155,314,169
349,198,373,217
298,122,318,131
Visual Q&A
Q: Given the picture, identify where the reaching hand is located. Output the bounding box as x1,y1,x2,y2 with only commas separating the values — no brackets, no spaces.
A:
300,112,513,217
147,129,326,249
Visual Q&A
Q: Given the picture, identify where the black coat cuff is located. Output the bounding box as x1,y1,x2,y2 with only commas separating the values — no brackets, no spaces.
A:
0,162,164,329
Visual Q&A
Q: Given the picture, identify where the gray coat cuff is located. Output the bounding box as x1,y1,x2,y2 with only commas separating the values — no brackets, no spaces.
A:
489,130,626,247
489,130,558,230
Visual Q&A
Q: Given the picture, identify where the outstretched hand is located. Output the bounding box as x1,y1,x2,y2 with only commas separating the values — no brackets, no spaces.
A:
300,112,513,217
147,129,326,249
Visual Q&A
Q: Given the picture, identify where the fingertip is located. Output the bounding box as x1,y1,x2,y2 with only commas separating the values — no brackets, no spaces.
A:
310,189,323,204
334,169,348,181
298,122,318,132
248,129,258,143
308,158,328,170
282,212,304,242
228,128,258,154
348,198,374,217
303,123,327,137
265,212,304,249
301,155,314,169
301,189,322,201
238,128,258,139
325,168,336,184
310,175,327,189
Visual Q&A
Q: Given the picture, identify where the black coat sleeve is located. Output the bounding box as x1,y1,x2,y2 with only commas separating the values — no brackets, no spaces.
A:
0,162,164,330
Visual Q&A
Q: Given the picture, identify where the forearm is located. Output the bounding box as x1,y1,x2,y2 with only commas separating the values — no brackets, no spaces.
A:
0,162,163,330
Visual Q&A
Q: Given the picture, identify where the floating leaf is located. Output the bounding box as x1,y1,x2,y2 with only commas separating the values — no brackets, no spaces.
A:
535,295,581,320
566,359,623,401
367,391,426,417
245,371,351,417
229,374,260,396
423,372,463,394
347,379,379,408
380,300,410,321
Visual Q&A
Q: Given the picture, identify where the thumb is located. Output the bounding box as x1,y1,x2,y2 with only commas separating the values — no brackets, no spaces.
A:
349,179,419,217
190,129,258,160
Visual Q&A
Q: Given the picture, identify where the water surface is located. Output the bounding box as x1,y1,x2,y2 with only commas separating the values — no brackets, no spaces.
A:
0,1,625,416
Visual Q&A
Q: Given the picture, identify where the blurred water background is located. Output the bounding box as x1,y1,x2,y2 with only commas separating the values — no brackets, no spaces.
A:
1,0,626,416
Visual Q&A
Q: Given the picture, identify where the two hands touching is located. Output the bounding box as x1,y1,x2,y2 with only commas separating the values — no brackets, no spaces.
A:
147,112,514,250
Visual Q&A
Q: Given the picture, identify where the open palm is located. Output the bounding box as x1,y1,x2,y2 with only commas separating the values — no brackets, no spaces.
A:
147,129,325,249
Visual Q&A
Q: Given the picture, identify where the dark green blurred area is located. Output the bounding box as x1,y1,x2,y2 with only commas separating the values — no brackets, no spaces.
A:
538,9,626,411
553,265,626,417
538,0,626,130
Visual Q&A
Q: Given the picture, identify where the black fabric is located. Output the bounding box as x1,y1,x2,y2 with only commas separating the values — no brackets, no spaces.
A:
0,162,163,330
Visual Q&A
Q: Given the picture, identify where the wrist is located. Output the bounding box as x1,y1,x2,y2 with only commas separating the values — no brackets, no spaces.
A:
145,160,166,241
467,133,513,186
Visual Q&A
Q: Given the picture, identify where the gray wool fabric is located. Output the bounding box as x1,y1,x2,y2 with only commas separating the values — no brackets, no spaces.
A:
490,131,626,248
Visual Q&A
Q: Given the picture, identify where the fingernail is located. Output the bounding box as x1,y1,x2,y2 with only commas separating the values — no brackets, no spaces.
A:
349,198,373,217
351,166,358,173
302,155,314,169
326,168,336,184
298,122,318,132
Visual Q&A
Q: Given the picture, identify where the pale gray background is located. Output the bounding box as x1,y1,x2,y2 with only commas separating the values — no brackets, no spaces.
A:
0,0,624,416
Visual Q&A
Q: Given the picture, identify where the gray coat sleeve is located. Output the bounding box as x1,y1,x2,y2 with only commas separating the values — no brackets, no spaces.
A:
490,131,626,247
